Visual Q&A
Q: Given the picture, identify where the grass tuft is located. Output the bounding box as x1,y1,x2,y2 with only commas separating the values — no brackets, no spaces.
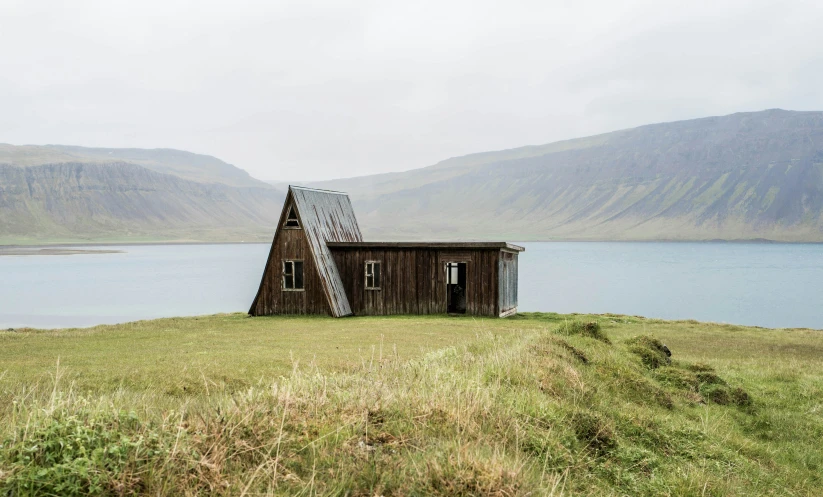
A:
425,452,521,496
556,320,611,343
556,339,590,364
626,335,671,369
700,384,732,405
572,411,617,455
730,386,753,407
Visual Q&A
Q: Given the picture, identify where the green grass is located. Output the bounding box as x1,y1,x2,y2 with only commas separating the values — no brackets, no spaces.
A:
0,314,514,396
1,312,822,495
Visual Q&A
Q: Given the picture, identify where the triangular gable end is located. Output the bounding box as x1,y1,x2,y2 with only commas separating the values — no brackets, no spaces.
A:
248,186,361,317
248,188,302,315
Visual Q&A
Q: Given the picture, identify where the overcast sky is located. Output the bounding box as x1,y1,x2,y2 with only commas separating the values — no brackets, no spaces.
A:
2,0,823,181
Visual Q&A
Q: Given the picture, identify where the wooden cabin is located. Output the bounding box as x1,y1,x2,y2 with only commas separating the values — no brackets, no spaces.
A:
249,186,524,318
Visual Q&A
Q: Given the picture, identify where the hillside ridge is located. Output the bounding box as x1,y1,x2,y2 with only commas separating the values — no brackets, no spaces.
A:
0,143,269,188
310,109,823,241
0,161,284,244
4,109,823,243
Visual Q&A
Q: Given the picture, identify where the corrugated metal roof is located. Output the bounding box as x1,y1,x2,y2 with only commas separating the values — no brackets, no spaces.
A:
327,242,525,252
291,185,362,317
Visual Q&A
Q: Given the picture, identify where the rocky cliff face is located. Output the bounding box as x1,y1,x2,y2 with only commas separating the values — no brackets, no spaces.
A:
0,162,284,242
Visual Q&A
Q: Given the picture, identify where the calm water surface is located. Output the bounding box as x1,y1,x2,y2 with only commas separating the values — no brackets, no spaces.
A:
1,242,821,329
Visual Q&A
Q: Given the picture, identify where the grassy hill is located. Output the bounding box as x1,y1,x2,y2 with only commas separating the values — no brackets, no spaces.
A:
1,313,820,495
311,109,823,241
0,145,285,244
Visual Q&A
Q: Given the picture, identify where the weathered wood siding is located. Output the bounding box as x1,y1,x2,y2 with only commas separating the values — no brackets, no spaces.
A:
331,248,501,316
250,228,332,315
498,251,519,315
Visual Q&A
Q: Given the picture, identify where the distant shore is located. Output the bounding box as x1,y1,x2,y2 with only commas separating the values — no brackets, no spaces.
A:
0,247,125,256
0,241,270,250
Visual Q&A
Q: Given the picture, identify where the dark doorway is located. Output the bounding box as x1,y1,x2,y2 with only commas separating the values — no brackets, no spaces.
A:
446,262,467,314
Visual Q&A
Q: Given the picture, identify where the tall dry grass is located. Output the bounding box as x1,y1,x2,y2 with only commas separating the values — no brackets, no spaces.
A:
2,316,822,496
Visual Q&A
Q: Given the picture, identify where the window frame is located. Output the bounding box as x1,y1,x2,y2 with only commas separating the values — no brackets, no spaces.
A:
445,261,468,286
282,259,305,291
364,260,381,290
283,205,301,229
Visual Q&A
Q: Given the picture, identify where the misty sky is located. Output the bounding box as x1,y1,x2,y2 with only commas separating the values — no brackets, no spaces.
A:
2,0,823,181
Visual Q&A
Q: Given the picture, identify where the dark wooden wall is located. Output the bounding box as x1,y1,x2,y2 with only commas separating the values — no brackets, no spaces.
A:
331,248,501,317
250,228,332,315
499,251,519,314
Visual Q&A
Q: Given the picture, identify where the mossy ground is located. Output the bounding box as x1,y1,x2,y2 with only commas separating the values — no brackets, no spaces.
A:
1,312,822,495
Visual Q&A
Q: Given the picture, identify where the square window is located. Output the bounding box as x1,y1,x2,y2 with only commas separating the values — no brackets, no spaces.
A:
283,260,304,290
365,261,381,290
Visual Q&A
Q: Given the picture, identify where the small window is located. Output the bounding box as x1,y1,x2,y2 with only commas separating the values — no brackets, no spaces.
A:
365,261,381,290
284,206,300,228
283,260,304,290
446,263,459,284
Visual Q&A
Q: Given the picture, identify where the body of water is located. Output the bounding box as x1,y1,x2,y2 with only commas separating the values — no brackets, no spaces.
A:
1,242,821,329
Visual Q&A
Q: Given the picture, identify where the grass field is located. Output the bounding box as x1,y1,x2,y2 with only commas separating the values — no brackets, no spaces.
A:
0,314,519,396
1,313,822,496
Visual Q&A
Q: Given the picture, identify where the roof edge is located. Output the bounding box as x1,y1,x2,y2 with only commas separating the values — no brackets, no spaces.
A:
289,185,349,195
327,241,525,252
248,189,296,315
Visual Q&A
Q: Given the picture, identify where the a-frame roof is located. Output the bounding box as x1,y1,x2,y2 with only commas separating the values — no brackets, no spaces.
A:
291,186,362,317
247,186,362,317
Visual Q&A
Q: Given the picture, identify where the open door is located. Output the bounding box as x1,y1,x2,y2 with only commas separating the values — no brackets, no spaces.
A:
446,262,467,314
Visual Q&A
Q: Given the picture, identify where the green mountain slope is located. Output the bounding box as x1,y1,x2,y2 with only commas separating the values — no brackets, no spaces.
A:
0,162,284,244
312,109,823,241
0,144,266,188
0,144,286,243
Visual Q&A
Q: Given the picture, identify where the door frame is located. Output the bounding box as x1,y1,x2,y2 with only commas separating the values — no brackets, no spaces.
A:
444,261,468,315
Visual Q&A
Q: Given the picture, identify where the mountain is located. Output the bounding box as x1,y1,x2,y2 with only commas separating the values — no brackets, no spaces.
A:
0,144,267,188
5,109,823,244
0,145,284,244
310,109,823,242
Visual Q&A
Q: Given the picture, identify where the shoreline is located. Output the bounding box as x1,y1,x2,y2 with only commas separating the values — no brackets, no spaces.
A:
0,247,125,256
0,241,271,249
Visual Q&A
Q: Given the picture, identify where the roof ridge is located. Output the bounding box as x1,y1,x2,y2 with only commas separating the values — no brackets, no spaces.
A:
289,185,349,195
326,241,525,251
